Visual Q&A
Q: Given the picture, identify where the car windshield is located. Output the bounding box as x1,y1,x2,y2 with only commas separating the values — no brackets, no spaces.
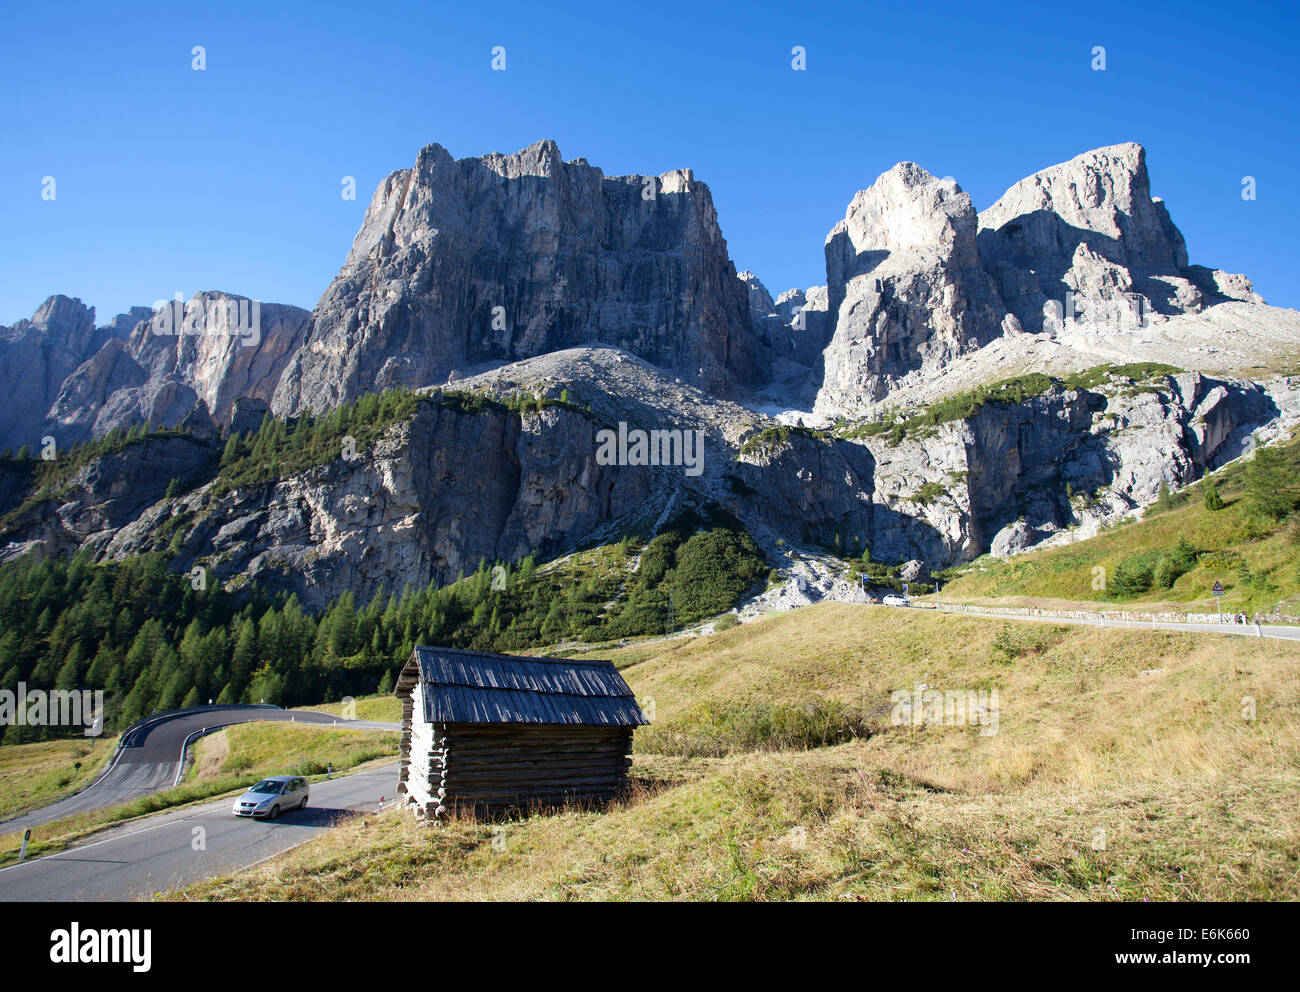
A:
249,780,285,794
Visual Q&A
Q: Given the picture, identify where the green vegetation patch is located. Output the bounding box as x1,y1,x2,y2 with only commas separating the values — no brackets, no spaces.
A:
0,505,768,740
738,424,831,458
835,364,1182,447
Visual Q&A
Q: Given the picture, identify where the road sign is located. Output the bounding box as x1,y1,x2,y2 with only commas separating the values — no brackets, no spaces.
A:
1211,581,1224,596
1212,580,1225,621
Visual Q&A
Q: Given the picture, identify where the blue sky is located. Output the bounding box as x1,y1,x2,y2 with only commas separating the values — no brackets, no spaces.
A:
2,0,1297,326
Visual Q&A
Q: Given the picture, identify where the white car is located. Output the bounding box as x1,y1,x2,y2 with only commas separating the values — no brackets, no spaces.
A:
882,594,910,607
233,775,309,818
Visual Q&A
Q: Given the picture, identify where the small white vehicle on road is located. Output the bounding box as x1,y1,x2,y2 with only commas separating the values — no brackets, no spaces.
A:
233,776,309,819
882,594,911,607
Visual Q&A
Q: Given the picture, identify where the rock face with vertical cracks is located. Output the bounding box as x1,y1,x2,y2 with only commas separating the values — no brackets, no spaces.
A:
45,293,311,443
273,139,766,416
815,163,1004,416
0,296,142,452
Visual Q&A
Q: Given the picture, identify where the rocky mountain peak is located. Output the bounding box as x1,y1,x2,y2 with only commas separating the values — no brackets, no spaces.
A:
1,296,107,451
44,291,311,443
816,161,1003,414
825,161,981,321
830,162,976,264
29,293,97,334
811,141,1296,417
480,138,567,179
738,270,776,322
273,139,765,415
3,140,1300,605
978,142,1188,279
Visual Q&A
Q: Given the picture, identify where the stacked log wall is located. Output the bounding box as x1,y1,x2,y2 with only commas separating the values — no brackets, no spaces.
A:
401,721,635,817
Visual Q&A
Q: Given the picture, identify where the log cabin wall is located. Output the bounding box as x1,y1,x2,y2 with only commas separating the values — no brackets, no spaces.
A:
437,723,635,814
394,645,647,819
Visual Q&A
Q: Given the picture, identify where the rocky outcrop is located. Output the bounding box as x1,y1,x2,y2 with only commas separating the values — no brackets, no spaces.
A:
273,140,767,416
3,348,873,607
815,164,1004,416
742,278,834,412
812,142,1297,419
739,270,775,324
97,398,660,607
771,286,832,368
0,296,136,453
0,345,1290,603
976,143,1216,335
855,370,1280,563
0,433,214,562
45,293,311,443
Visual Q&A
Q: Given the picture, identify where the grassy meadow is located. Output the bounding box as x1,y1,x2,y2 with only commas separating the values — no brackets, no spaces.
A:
294,694,402,723
0,736,117,821
172,602,1300,901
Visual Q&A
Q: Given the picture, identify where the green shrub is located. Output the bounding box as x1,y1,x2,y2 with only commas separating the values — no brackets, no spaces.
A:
1111,555,1156,597
912,481,947,506
1153,556,1177,589
1204,479,1224,511
1245,445,1300,521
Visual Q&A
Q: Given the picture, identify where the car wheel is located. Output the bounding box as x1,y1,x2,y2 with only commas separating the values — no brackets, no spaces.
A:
268,804,279,820
300,796,308,810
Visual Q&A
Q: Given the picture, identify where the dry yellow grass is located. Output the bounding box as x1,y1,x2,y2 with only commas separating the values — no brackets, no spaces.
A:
190,730,230,781
0,737,117,821
172,604,1300,901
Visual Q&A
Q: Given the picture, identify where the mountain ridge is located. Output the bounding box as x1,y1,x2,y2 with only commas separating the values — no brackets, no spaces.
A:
3,139,1298,596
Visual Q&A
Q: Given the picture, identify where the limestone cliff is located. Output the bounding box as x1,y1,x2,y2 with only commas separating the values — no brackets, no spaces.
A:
272,140,767,416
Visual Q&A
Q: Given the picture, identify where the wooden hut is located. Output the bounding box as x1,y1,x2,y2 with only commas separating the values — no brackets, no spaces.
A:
394,646,648,818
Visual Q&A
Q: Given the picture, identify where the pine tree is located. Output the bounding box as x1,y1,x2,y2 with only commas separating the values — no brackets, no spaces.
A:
1245,445,1300,520
221,431,242,468
1204,478,1225,511
55,646,83,690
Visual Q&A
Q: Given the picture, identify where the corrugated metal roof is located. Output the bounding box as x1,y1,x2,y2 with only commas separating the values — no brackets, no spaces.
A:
406,646,649,727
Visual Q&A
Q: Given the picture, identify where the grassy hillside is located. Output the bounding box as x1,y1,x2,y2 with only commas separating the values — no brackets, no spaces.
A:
294,694,401,723
173,603,1300,901
186,722,399,785
0,737,117,821
936,428,1300,614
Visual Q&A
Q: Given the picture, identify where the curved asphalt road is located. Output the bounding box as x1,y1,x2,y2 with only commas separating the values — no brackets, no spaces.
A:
0,762,400,901
0,706,399,833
